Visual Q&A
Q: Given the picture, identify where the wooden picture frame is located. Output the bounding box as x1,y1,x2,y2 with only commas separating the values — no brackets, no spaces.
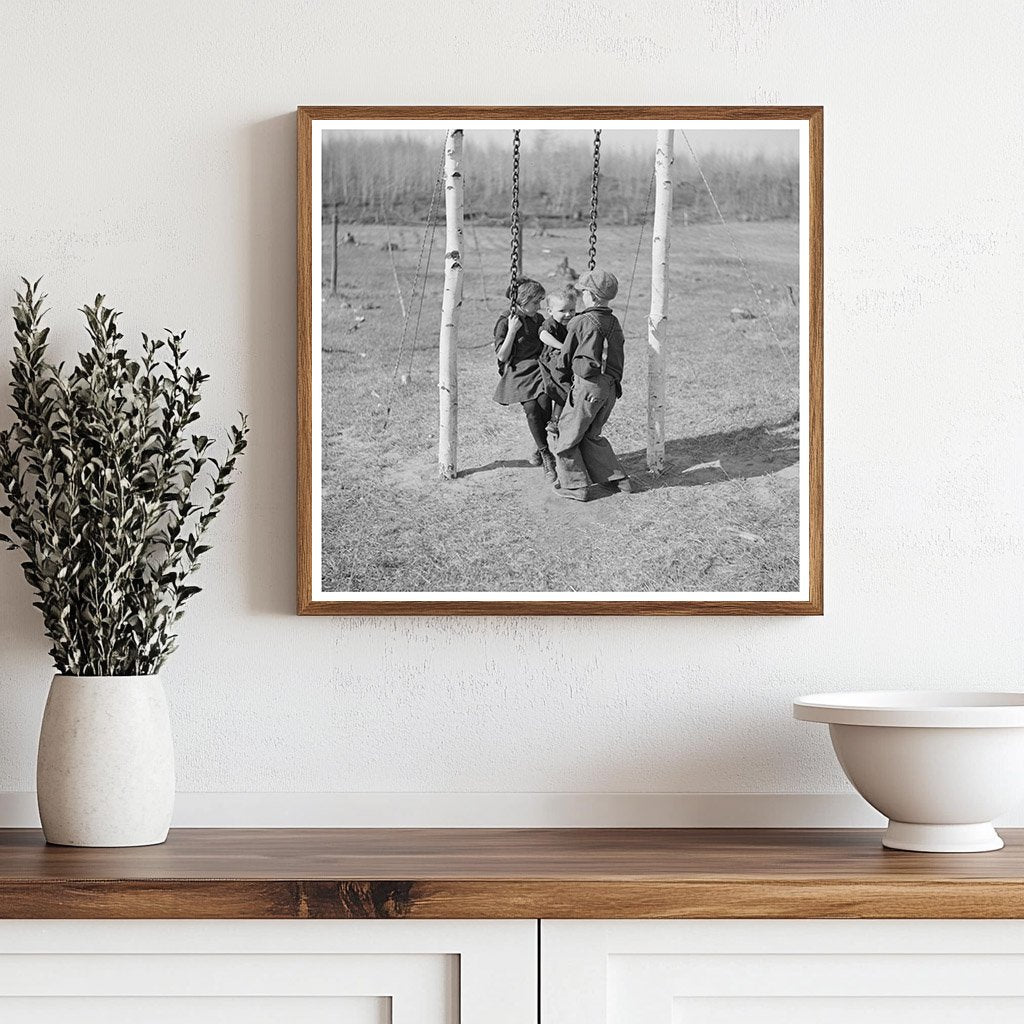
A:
298,106,822,615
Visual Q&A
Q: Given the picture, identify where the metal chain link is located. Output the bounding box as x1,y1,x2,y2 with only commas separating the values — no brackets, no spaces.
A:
508,129,521,310
587,129,601,271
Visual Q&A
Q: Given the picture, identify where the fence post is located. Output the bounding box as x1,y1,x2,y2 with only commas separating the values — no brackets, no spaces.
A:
331,206,339,296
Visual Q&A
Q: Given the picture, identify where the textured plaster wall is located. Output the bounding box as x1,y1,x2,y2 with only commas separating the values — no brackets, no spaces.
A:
0,1,1022,812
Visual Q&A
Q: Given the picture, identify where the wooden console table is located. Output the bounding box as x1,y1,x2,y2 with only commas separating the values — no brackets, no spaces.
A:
2,826,1023,919
4,828,1024,1020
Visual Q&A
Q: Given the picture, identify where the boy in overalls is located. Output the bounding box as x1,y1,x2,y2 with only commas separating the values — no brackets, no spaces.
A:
550,269,632,502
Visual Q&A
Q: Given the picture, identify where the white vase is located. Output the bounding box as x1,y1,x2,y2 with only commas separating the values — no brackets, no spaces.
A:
36,674,175,847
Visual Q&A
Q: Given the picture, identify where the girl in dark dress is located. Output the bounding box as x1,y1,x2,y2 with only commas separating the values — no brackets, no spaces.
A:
493,278,556,481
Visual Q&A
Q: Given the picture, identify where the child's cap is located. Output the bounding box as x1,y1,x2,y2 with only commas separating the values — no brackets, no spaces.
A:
576,268,618,302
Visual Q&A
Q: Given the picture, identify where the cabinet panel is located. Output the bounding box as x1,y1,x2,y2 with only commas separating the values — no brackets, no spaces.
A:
0,919,536,1024
674,998,1024,1024
0,997,389,1024
543,920,1024,1024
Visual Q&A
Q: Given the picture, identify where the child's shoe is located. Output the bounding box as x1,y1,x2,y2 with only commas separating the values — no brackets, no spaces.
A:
614,477,634,493
528,450,543,467
540,451,557,483
558,485,590,502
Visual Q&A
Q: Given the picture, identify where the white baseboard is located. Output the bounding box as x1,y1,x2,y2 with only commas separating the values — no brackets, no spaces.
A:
3,791,1020,829
0,791,883,828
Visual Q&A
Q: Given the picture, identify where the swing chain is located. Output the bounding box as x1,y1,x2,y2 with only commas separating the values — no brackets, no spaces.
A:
587,129,601,271
509,129,521,310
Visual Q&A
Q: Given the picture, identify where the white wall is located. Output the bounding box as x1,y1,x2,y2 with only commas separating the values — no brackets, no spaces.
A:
0,0,1021,826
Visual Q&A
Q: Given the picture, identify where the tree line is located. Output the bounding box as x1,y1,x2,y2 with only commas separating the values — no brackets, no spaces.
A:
321,133,799,225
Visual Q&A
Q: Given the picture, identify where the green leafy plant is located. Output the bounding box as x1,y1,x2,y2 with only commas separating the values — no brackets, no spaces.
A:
0,279,248,676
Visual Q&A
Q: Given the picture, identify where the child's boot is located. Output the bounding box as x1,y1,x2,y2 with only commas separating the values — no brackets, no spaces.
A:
528,450,543,467
558,485,590,502
540,450,557,483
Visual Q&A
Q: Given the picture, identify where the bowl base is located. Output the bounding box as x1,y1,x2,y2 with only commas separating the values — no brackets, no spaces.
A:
882,821,1004,853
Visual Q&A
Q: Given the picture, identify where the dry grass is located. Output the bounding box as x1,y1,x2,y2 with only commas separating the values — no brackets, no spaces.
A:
320,221,800,594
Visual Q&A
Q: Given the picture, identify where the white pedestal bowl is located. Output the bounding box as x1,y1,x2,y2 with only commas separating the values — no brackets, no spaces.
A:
794,691,1024,852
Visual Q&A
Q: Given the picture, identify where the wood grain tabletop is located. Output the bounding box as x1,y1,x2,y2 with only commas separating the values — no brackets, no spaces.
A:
1,828,1022,919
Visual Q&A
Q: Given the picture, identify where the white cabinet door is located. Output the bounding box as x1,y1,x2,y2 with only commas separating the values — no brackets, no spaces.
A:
0,919,535,1024
542,919,1024,1024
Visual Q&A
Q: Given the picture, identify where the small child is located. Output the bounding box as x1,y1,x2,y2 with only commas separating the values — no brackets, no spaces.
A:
537,286,577,434
492,278,556,481
550,268,632,501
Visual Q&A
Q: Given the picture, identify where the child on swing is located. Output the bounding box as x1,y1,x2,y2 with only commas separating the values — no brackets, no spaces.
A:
550,268,632,502
537,285,577,435
493,278,557,482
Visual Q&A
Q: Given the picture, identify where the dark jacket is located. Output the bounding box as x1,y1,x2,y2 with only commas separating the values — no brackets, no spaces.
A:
556,307,625,388
538,315,569,403
492,312,546,405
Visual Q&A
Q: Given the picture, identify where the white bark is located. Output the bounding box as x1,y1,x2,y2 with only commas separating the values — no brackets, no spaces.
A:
438,129,464,480
647,129,674,475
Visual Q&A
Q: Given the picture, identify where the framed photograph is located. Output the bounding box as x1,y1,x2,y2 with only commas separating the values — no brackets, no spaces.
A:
298,106,822,615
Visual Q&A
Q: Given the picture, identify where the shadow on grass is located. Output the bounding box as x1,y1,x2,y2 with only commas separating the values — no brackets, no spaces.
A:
460,457,534,477
620,415,800,491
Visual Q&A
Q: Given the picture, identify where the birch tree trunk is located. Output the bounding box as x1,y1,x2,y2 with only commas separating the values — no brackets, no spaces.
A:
647,129,674,475
438,129,464,480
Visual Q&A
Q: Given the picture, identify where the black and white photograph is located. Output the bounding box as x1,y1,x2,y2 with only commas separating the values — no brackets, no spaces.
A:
299,109,822,613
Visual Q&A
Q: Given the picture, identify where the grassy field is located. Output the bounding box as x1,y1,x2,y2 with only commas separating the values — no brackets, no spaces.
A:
320,221,801,594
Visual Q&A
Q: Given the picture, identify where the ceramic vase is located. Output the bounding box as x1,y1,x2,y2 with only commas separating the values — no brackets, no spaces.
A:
36,674,175,847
